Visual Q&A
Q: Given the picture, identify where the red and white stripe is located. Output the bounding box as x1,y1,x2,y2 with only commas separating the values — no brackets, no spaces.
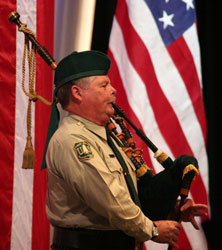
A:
0,0,209,249
108,0,209,249
0,0,54,249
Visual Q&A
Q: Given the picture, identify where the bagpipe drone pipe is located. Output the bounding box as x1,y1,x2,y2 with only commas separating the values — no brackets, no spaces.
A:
108,103,199,221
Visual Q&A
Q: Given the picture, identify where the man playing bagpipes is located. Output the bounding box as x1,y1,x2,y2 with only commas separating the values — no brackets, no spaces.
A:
43,50,207,250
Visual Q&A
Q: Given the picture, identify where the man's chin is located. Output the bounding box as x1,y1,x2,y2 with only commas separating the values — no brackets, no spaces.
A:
107,109,115,117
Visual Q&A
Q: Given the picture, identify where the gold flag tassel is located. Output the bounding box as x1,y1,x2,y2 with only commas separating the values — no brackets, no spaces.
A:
20,24,52,169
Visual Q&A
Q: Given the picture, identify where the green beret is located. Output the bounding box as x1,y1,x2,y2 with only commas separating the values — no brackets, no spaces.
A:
54,50,111,94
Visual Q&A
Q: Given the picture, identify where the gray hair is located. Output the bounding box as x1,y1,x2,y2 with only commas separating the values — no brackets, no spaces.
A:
56,76,94,109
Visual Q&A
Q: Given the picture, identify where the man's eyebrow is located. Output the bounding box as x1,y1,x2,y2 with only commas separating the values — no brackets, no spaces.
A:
99,80,110,85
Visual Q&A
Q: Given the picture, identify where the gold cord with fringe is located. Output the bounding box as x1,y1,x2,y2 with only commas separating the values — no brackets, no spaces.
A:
19,24,52,169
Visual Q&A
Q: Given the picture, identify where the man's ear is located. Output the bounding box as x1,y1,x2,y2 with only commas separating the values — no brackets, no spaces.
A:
70,85,82,103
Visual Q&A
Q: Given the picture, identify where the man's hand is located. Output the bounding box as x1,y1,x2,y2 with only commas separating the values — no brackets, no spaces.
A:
179,198,208,229
152,199,208,248
152,220,181,249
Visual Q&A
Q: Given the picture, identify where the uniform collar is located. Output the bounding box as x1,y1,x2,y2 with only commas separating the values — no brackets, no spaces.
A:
68,113,107,141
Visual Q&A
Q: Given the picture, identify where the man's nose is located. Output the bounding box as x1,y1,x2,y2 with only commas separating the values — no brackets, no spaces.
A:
110,85,116,95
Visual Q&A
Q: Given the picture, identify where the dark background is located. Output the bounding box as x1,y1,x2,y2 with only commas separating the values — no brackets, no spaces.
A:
92,0,221,248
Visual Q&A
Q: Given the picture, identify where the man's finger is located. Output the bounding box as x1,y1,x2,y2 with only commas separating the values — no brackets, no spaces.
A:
169,239,179,249
191,218,200,230
181,203,208,212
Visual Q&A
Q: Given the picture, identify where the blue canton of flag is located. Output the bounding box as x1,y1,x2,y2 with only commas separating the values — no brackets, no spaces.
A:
144,0,196,46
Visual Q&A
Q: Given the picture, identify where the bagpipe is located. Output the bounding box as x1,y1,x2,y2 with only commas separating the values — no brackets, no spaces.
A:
8,11,57,70
107,103,199,222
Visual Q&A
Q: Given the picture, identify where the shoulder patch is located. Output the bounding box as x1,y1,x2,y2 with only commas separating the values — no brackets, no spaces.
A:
74,141,93,161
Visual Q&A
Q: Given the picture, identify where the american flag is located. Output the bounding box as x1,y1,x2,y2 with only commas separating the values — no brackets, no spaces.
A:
0,0,209,249
108,0,209,249
0,0,53,249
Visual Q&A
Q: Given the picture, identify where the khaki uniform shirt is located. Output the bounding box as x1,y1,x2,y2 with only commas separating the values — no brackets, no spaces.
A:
46,114,153,242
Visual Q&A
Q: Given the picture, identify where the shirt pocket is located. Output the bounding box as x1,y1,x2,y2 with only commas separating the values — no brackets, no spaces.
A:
104,156,122,174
